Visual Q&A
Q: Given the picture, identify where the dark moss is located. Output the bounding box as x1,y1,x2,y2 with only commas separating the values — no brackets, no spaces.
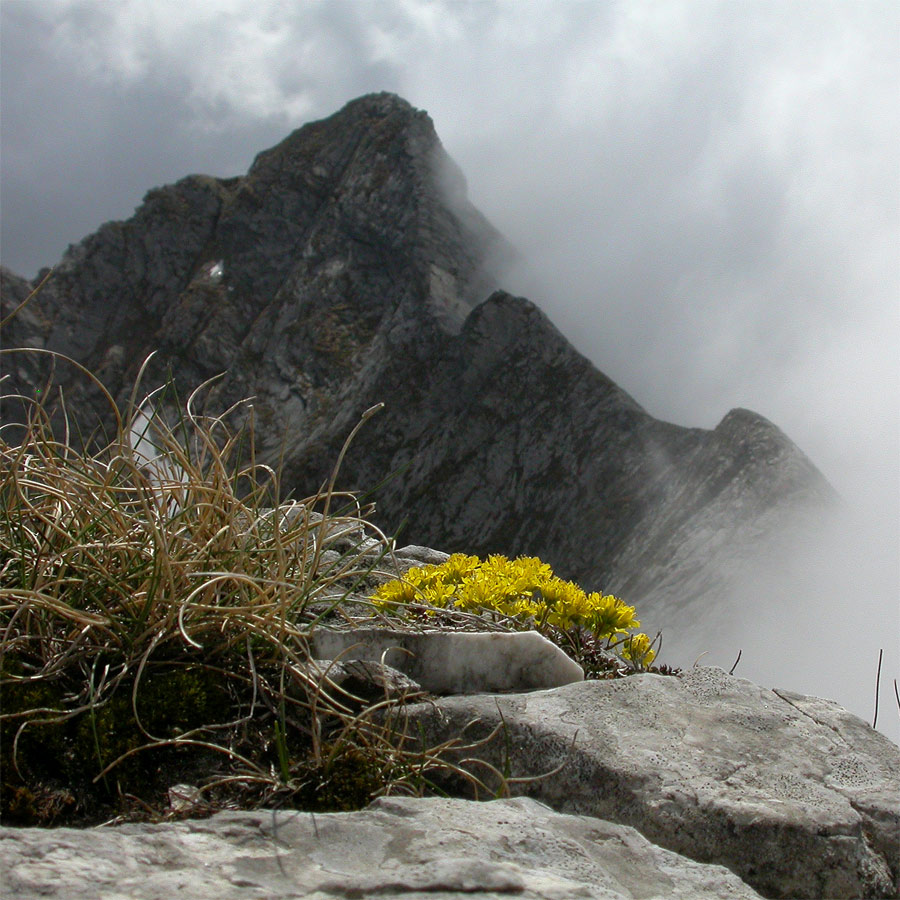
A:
0,647,402,826
289,746,385,812
1,663,235,826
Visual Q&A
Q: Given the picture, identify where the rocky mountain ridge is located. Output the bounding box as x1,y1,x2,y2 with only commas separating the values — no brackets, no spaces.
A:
0,92,835,639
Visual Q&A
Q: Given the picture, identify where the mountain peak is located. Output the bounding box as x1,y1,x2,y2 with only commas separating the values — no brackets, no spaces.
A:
247,91,434,181
338,90,420,116
3,93,832,644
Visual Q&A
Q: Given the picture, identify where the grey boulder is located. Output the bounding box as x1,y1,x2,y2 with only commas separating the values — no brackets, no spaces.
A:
395,666,900,900
1,795,763,900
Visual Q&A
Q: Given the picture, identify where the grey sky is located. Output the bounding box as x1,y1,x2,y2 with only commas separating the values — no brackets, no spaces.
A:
2,0,898,737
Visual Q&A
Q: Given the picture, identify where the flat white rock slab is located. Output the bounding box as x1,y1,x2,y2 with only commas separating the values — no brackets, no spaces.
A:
1,796,762,900
310,627,585,693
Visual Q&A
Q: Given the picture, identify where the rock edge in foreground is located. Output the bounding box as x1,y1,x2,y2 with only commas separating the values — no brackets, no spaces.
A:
396,666,900,899
1,795,763,900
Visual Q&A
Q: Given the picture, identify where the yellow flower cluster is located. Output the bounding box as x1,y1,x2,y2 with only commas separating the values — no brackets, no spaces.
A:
371,553,656,667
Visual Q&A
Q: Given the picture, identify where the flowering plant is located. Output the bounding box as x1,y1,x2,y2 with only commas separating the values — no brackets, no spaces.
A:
372,553,656,670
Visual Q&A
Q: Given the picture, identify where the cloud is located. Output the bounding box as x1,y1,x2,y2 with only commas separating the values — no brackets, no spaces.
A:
0,0,407,274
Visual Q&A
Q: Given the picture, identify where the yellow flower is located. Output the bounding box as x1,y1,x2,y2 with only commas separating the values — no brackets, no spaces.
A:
372,578,419,609
370,554,652,670
582,592,639,639
441,553,482,585
420,582,456,608
621,633,656,667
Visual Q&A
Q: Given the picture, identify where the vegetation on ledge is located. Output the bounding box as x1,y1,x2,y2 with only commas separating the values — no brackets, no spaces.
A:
371,552,678,678
1,332,671,827
0,345,502,827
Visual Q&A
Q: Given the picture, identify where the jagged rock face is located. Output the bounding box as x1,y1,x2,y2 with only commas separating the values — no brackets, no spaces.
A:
0,92,834,633
1,92,506,441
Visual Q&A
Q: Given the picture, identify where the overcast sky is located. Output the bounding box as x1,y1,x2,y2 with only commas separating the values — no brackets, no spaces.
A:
2,0,898,736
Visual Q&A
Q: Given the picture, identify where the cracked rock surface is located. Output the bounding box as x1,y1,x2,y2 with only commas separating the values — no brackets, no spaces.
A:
1,666,895,899
397,666,900,899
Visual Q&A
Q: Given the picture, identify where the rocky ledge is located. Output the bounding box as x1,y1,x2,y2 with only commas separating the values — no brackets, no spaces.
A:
2,596,897,899
396,667,899,899
3,796,764,900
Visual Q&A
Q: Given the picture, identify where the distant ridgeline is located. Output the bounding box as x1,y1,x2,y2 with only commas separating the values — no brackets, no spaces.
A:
0,92,835,638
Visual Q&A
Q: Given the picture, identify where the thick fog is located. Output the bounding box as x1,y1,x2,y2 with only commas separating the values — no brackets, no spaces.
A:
1,1,897,742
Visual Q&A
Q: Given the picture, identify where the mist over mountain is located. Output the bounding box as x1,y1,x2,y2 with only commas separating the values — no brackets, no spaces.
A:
0,93,844,688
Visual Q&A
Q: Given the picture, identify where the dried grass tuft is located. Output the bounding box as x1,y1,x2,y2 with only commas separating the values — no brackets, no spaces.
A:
0,347,506,826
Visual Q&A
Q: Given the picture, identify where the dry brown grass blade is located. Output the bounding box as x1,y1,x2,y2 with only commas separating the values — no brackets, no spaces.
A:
2,352,530,826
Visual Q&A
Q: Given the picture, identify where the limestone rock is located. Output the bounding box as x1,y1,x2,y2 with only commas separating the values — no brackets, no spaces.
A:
0,795,764,900
395,666,900,900
310,626,585,694
392,543,451,568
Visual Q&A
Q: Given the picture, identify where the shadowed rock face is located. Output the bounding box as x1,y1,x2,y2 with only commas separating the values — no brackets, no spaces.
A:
0,92,834,633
